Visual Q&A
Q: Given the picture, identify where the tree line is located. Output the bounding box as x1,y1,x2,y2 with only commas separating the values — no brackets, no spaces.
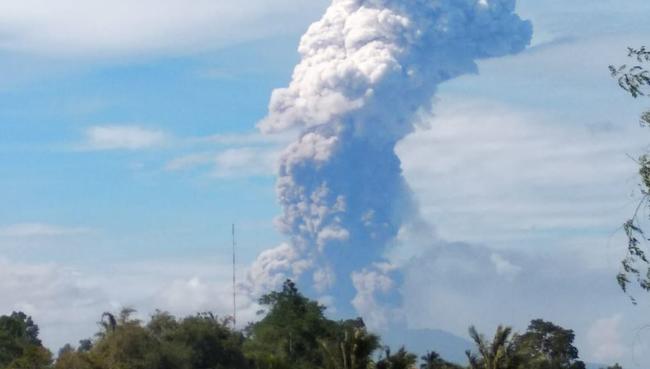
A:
0,280,622,369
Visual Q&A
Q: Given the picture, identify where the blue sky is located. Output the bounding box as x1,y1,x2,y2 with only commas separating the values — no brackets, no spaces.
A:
2,0,650,367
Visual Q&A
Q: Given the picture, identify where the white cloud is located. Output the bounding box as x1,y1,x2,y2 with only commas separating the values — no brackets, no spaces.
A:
397,97,644,263
0,258,108,350
384,29,650,368
313,266,335,293
517,0,650,45
397,241,647,365
391,95,644,365
152,276,257,328
165,147,279,178
244,243,311,296
351,267,397,331
0,0,328,58
317,295,336,313
196,131,296,146
82,125,168,150
166,131,290,177
490,253,522,279
0,223,90,238
165,153,214,171
213,147,278,178
0,257,266,351
587,314,627,362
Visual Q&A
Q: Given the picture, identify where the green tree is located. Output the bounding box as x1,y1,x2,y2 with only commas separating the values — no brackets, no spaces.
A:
160,312,248,369
64,308,250,369
6,345,52,369
512,319,585,369
53,339,96,369
53,344,93,369
77,339,92,353
88,308,175,369
466,326,519,369
0,312,52,369
244,280,336,369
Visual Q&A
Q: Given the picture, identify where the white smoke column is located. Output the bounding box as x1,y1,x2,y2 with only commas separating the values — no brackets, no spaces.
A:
252,0,532,313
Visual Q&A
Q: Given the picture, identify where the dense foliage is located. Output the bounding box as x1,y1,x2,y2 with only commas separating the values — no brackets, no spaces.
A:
0,280,622,369
0,312,52,369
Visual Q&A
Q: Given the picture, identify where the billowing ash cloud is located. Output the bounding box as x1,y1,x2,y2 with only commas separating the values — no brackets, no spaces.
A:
249,0,532,315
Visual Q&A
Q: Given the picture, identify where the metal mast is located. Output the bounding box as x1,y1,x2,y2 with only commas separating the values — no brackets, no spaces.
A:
232,223,237,327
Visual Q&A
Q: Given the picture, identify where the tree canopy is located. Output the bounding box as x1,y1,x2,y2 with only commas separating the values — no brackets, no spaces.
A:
0,312,52,369
513,319,585,369
244,279,338,369
0,282,618,369
466,321,585,369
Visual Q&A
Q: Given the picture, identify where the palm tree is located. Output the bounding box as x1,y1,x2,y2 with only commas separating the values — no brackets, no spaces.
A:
320,327,380,369
466,325,519,369
376,346,417,369
421,351,440,369
420,351,456,369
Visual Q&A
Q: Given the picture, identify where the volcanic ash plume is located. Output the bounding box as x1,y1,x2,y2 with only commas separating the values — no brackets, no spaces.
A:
249,0,532,311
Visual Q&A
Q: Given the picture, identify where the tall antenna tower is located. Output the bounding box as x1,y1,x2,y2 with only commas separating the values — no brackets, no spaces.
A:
231,223,237,327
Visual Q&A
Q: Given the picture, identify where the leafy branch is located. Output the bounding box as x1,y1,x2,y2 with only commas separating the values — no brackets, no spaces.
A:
609,47,650,101
611,47,650,300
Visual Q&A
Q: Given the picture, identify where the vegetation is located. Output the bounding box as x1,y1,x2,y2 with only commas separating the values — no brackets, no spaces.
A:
465,320,586,369
610,47,650,300
465,325,518,369
244,279,337,369
0,280,620,369
0,312,52,369
420,351,462,369
512,319,585,369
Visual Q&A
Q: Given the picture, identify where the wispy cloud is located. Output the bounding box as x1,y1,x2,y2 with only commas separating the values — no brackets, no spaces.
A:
195,131,295,146
0,257,260,351
165,153,214,171
166,131,290,178
519,0,650,44
212,147,279,178
81,125,169,151
0,223,91,238
166,147,279,178
0,0,328,59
